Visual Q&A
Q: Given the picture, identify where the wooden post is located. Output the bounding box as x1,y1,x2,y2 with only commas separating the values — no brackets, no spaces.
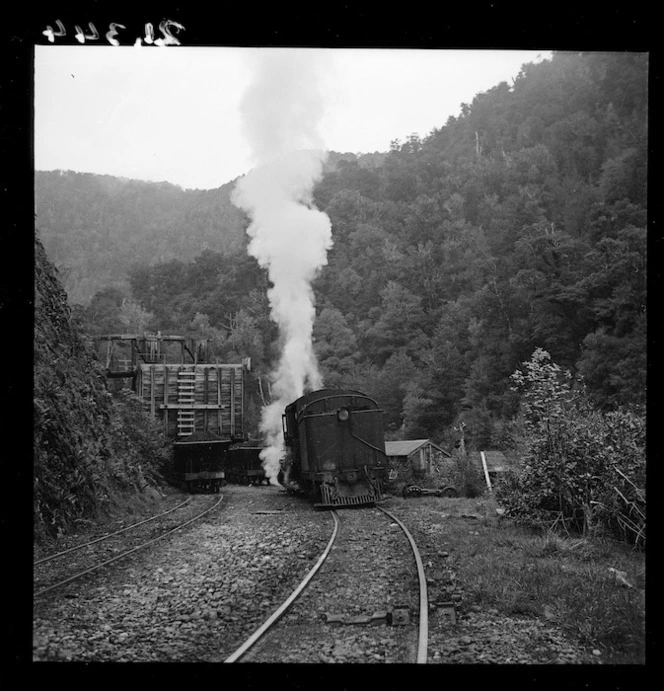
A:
217,367,222,435
258,377,268,406
150,366,155,419
480,451,492,493
240,366,244,438
458,421,466,458
163,366,168,433
203,367,209,432
230,367,236,437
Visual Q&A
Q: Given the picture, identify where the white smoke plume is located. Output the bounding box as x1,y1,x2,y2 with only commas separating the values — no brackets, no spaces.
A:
231,49,333,484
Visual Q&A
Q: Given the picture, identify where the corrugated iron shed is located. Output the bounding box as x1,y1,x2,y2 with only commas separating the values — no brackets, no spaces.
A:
385,439,452,458
385,439,429,457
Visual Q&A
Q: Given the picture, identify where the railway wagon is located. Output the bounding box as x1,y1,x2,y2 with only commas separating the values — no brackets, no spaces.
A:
226,446,268,485
172,431,229,492
282,388,387,507
136,362,246,491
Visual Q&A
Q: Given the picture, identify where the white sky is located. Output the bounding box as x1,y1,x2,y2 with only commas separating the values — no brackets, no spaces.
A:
34,47,552,191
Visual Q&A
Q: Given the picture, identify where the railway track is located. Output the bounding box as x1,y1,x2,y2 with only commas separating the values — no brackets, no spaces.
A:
223,504,429,664
224,509,341,662
377,505,428,663
33,487,428,662
33,494,223,599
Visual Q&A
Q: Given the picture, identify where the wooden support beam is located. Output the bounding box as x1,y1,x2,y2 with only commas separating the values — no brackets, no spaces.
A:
204,367,209,432
106,370,135,379
230,367,236,437
150,366,155,419
217,369,222,435
158,403,230,410
163,366,169,433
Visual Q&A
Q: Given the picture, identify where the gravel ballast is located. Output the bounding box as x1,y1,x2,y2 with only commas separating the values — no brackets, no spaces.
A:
33,486,606,664
239,506,421,663
33,485,330,662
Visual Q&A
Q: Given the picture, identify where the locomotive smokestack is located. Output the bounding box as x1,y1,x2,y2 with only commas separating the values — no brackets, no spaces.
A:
231,49,333,484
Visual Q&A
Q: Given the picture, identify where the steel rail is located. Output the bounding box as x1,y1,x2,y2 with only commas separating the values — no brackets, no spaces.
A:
376,506,428,664
34,495,223,599
224,509,340,663
34,497,193,565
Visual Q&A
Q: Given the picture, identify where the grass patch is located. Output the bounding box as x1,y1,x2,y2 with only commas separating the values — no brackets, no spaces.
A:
396,495,646,663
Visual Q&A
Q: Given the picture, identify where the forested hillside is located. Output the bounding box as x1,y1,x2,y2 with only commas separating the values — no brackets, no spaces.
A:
39,51,647,451
34,152,384,304
306,51,647,446
34,173,246,303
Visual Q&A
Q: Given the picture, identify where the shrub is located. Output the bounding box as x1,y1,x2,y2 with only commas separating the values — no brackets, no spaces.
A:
451,449,484,498
106,389,172,489
497,349,646,548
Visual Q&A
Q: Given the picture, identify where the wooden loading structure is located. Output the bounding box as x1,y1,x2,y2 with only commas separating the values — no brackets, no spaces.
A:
136,362,245,440
91,333,248,441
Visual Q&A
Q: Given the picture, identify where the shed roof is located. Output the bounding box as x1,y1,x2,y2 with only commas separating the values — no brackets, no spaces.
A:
385,439,452,458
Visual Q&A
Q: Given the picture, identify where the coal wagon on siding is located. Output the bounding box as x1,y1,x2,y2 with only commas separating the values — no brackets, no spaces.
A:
282,388,387,507
136,360,247,491
92,333,248,492
225,446,268,485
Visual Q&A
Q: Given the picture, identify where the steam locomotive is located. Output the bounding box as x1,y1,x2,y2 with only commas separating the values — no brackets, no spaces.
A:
282,388,387,507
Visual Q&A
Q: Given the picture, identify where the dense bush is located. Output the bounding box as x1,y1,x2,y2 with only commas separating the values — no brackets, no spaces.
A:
497,350,645,548
34,236,171,541
104,389,172,490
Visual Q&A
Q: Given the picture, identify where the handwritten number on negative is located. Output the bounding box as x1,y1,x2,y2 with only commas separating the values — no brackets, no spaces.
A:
134,22,155,46
74,22,100,43
43,19,66,42
144,23,155,44
154,20,184,46
43,20,183,46
106,23,126,46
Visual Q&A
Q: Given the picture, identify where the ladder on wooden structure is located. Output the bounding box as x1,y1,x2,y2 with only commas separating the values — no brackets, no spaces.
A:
177,369,196,436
